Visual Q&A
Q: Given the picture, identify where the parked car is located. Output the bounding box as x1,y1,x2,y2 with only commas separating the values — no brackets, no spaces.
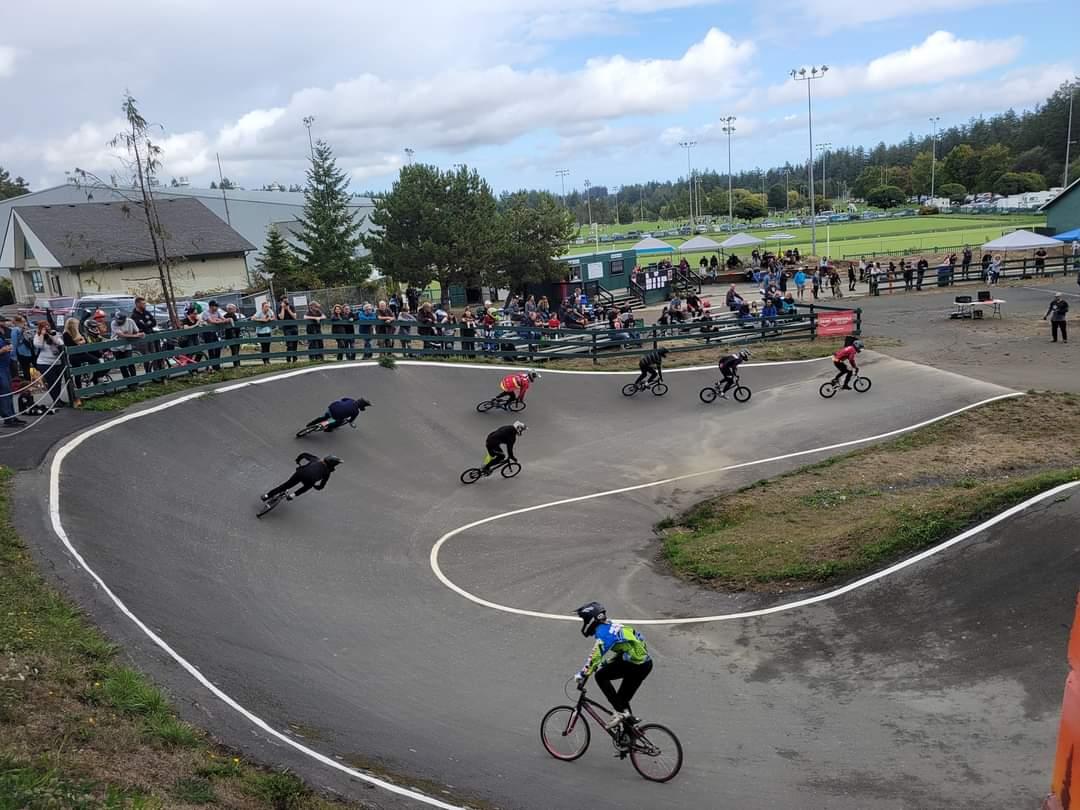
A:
17,296,75,324
72,294,137,326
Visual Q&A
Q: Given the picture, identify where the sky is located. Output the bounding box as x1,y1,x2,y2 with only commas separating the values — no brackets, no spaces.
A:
0,0,1076,197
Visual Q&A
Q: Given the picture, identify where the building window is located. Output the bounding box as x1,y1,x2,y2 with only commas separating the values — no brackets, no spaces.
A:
30,270,45,293
609,259,625,276
568,264,582,283
23,239,34,260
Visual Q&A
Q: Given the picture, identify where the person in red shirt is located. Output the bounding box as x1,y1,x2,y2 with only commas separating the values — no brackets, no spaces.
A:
496,370,538,405
831,340,862,389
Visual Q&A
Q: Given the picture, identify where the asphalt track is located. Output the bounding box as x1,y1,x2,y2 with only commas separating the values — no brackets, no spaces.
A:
28,354,1079,809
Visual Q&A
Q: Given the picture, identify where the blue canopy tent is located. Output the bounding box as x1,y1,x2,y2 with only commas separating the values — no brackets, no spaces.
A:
1054,227,1080,242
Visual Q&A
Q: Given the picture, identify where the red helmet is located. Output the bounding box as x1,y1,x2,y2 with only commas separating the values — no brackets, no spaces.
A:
93,309,107,321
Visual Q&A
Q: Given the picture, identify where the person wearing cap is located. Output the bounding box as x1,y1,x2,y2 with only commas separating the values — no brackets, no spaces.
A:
110,310,143,384
202,300,227,370
1044,292,1069,343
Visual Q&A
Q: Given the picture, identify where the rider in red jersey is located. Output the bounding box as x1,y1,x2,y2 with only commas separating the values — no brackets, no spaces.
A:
831,340,862,389
496,370,538,405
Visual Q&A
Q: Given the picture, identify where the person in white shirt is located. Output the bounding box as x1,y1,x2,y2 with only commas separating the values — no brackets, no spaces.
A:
32,319,67,410
110,311,143,383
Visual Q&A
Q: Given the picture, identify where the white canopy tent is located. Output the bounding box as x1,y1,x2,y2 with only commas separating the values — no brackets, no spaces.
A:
982,230,1063,250
632,236,675,255
678,235,722,252
719,232,764,249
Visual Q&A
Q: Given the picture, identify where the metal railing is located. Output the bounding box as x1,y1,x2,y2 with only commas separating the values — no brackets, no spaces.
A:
62,308,860,399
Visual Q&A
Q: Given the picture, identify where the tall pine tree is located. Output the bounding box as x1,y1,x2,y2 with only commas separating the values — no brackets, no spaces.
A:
258,225,320,292
294,140,362,286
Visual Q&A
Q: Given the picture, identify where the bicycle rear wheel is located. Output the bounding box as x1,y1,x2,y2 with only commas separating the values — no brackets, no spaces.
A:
853,376,872,393
507,399,526,412
540,706,590,761
621,383,639,397
629,723,683,782
733,385,752,403
255,495,283,518
501,461,522,479
476,400,495,413
699,386,717,404
819,381,838,399
460,468,483,485
651,382,668,397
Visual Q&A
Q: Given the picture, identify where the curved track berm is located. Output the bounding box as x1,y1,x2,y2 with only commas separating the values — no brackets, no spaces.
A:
40,356,1078,809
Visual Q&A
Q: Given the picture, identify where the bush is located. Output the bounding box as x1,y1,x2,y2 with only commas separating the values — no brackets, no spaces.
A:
0,278,13,306
918,205,940,215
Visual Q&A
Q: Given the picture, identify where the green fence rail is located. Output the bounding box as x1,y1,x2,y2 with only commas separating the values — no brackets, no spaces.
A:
63,310,860,399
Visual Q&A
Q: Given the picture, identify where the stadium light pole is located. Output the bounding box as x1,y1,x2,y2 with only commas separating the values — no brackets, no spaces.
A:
679,140,697,228
584,179,597,250
301,116,315,159
929,116,941,202
1065,79,1078,187
817,142,832,204
791,65,828,256
613,185,621,225
555,168,570,207
404,147,415,165
720,116,736,228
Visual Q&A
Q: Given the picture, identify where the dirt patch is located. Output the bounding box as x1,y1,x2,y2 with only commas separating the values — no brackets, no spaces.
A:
658,393,1080,591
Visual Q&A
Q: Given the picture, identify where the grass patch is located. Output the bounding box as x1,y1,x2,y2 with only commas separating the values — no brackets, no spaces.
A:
0,465,381,808
658,393,1080,591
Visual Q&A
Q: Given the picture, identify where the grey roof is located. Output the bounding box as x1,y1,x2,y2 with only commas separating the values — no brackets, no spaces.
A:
14,198,255,267
0,184,374,263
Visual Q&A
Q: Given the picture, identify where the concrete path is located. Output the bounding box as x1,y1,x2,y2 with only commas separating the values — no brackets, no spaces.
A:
20,357,1075,809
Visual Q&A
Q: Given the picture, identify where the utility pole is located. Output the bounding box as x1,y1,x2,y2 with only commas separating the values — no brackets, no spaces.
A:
817,142,832,204
929,116,941,202
555,168,570,207
614,185,620,225
584,179,596,251
639,187,645,222
791,65,828,255
785,170,790,213
1065,79,1077,187
720,116,736,228
679,140,696,229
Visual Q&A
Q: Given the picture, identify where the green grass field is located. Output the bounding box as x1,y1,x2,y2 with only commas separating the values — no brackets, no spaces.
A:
566,214,1044,263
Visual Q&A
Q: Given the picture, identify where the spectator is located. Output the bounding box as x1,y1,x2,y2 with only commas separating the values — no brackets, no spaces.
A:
357,302,377,359
781,293,797,315
902,259,913,291
725,284,743,311
524,295,537,321
761,299,777,332
305,301,326,361
811,270,821,300
869,263,881,296
331,304,350,360
0,324,22,426
178,306,205,366
686,291,703,317
417,301,437,353
847,263,856,292
252,300,276,365
989,255,1002,285
1034,247,1047,277
537,296,551,320
858,258,867,283
278,296,298,363
223,303,243,368
1073,240,1080,273
709,254,719,280
981,252,993,281
481,305,498,351
110,310,142,385
793,268,807,300
63,317,106,387
830,270,842,298
340,304,357,360
201,300,227,370
961,245,972,277
1044,292,1069,343
916,257,928,291
461,307,477,355
397,304,416,355
131,296,160,374
778,269,788,295
376,300,395,349
10,315,35,380
406,286,421,314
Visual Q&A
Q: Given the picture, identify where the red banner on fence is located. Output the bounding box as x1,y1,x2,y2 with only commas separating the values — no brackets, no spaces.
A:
816,310,856,337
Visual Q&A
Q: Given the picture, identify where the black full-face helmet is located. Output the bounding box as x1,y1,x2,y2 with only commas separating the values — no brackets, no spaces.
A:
575,601,607,637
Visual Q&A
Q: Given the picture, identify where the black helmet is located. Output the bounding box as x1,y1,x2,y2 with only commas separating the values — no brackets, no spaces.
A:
323,455,342,468
575,601,607,637
357,398,372,410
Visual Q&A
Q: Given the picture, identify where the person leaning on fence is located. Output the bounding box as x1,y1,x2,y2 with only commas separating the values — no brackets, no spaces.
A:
1044,293,1069,344
110,310,142,385
63,317,106,387
304,301,326,361
356,302,377,359
397,304,416,355
331,304,349,360
277,296,298,363
179,307,205,368
460,307,477,356
222,304,243,368
340,304,357,360
252,300,276,365
131,297,160,374
201,301,227,371
376,300,395,349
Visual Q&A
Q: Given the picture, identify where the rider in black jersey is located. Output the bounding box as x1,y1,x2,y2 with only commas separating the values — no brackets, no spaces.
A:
717,349,751,398
634,347,669,388
262,453,341,501
482,421,526,474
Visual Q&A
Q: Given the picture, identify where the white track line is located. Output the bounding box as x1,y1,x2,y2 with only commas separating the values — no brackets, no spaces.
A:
429,392,1059,625
45,364,1031,808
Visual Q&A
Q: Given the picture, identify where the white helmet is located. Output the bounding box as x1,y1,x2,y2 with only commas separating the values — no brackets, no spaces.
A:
527,370,540,381
513,421,527,435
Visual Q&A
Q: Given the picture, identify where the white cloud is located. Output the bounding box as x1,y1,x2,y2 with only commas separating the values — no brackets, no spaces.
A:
776,0,1009,33
0,46,16,78
767,31,1022,103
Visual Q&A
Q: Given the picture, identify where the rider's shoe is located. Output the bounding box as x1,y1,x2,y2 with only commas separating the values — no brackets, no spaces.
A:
285,492,295,501
260,493,270,502
605,710,630,730
718,391,727,399
841,385,852,390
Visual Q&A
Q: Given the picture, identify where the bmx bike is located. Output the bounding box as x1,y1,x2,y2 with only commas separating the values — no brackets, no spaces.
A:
699,373,751,404
819,370,872,399
621,376,668,398
460,456,522,484
476,395,526,413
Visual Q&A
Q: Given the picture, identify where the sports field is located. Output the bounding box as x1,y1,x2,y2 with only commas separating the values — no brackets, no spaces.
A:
566,214,1045,262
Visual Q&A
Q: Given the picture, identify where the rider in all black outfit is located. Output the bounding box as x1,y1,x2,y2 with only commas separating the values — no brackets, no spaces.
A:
305,397,371,433
263,453,341,501
483,422,526,475
718,349,751,397
634,347,669,387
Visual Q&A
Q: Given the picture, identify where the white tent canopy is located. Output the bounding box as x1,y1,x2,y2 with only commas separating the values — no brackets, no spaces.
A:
771,233,795,241
678,235,722,251
720,232,764,249
632,236,674,253
982,230,1064,251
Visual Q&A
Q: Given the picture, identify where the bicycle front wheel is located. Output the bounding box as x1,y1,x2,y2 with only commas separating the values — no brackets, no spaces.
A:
460,468,483,485
819,381,838,399
476,400,495,413
501,461,522,479
853,376,872,393
507,399,526,412
651,382,668,397
621,383,639,397
255,496,282,518
295,423,322,438
629,723,683,782
699,386,717,404
733,385,752,403
540,706,590,761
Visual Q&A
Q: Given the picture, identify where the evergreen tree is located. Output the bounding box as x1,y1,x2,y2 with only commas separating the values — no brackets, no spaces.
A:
294,140,363,286
258,225,320,292
0,166,30,200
